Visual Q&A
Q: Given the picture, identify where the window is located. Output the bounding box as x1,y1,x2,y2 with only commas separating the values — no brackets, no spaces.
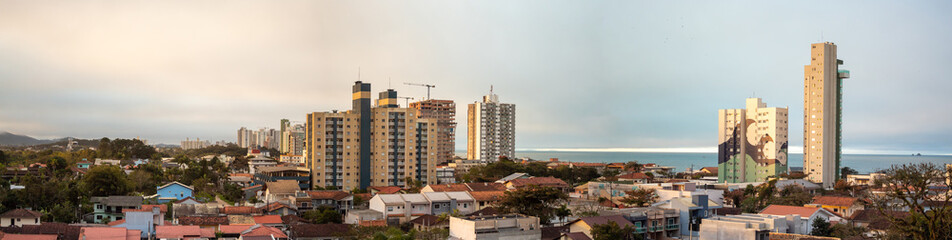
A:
387,207,393,212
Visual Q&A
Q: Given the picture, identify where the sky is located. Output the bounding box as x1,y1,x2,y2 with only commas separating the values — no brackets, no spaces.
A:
1,1,950,154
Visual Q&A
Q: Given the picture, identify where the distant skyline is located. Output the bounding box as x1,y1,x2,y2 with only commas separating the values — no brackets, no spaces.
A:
1,1,951,155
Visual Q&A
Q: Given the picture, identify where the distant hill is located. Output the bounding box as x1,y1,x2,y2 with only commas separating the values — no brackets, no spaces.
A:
0,131,60,146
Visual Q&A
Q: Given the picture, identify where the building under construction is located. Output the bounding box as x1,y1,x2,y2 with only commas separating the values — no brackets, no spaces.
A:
410,99,457,164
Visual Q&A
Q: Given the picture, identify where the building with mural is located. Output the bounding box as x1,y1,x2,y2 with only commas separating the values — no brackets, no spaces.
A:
717,98,789,183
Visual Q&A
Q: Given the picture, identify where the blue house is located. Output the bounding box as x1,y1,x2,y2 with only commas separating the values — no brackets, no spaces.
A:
150,181,194,203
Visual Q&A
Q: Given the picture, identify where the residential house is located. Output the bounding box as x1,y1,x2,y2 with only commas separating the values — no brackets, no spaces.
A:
78,227,141,240
218,225,254,239
369,193,431,224
0,222,81,240
849,209,908,237
423,191,476,215
344,209,384,225
642,163,675,175
288,223,353,240
564,215,635,240
0,209,41,227
419,182,507,193
259,202,298,216
368,186,404,196
449,214,541,240
807,196,864,217
150,181,194,203
248,156,278,175
495,172,531,183
154,225,215,240
846,173,886,186
606,163,626,171
110,205,168,239
616,172,650,184
298,190,353,214
229,173,255,188
410,214,448,232
222,206,261,215
700,213,811,238
76,161,93,169
90,196,143,224
253,215,284,229
95,158,121,166
469,191,505,210
652,195,722,238
173,197,203,205
505,177,571,192
264,180,301,203
758,205,838,233
240,224,289,239
176,216,228,231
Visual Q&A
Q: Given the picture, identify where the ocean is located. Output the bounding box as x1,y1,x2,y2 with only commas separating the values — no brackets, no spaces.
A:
456,150,952,174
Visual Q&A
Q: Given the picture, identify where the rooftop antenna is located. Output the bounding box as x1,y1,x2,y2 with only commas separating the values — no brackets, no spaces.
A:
490,85,494,95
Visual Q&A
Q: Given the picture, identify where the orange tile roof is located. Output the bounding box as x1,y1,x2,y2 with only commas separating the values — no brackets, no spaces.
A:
79,227,137,240
107,219,125,226
465,182,507,192
253,215,283,224
812,196,859,207
122,204,167,213
759,205,822,217
258,202,295,212
360,220,387,227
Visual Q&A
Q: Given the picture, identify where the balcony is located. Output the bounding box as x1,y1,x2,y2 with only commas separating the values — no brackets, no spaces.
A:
667,224,678,230
650,226,664,232
635,227,646,233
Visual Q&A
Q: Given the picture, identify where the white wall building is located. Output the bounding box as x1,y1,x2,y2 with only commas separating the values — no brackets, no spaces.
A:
466,90,515,161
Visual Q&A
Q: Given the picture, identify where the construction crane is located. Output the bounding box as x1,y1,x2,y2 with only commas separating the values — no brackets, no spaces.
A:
398,97,414,107
404,82,436,100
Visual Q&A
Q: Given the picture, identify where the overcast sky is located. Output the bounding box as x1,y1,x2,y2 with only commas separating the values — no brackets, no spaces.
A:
1,1,950,154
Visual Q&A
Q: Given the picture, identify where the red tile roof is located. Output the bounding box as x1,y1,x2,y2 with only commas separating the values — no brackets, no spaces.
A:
243,225,288,238
123,204,167,213
360,220,387,227
253,215,283,225
427,184,470,192
306,190,351,200
78,227,138,240
155,226,214,239
259,202,296,212
218,225,253,234
221,206,260,215
811,196,859,207
508,177,569,188
0,209,42,218
107,219,125,226
369,186,404,194
617,172,649,180
177,216,229,226
759,205,823,217
465,182,507,192
1,234,58,240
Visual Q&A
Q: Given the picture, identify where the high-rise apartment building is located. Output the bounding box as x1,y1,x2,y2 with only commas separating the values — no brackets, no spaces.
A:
410,99,456,164
238,127,253,148
236,127,279,149
306,82,439,190
280,119,305,155
466,90,515,161
181,138,212,150
280,119,291,153
803,42,849,189
717,98,789,183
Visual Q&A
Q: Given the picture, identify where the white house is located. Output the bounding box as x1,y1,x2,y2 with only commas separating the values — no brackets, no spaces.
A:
0,209,42,227
758,205,838,233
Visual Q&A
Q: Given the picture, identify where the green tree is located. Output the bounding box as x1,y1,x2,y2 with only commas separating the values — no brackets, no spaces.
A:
810,217,832,237
840,167,859,176
830,223,866,239
302,206,343,224
624,161,644,173
619,188,659,207
82,165,132,196
496,185,568,225
591,221,641,240
555,205,571,226
869,163,952,240
768,185,813,206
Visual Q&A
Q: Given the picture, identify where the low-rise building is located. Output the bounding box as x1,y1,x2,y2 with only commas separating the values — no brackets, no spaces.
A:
597,207,680,239
369,192,476,224
78,227,141,240
255,166,310,190
758,205,838,233
437,166,456,184
807,196,864,217
0,209,42,227
297,190,353,214
155,225,215,240
565,215,635,240
469,191,505,211
617,172,650,184
846,173,886,186
652,194,722,238
91,196,143,223
344,209,384,225
699,216,772,240
449,214,541,240
149,181,194,203
505,177,570,192
264,180,301,203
